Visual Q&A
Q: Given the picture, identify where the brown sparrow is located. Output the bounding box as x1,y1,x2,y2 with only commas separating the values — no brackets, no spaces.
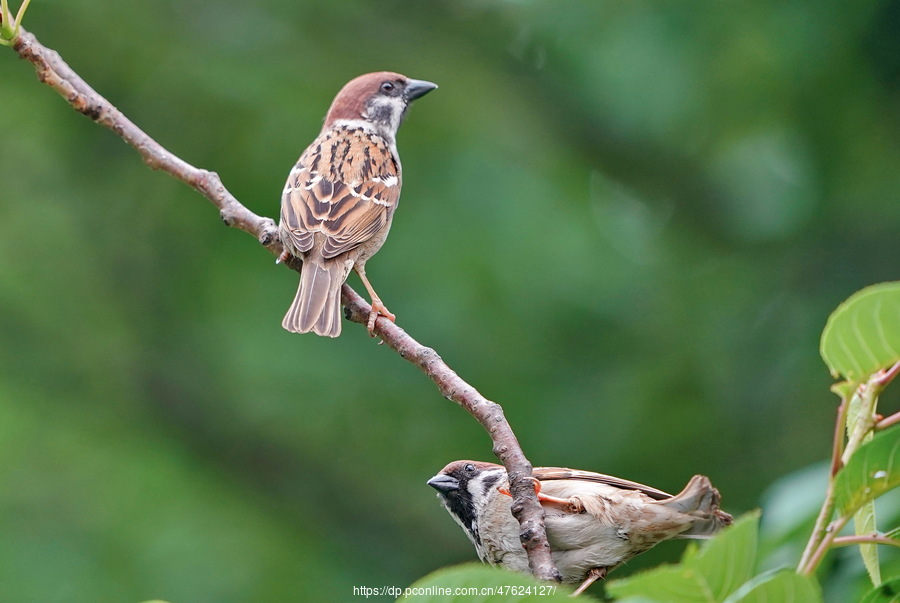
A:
428,461,733,595
278,72,437,337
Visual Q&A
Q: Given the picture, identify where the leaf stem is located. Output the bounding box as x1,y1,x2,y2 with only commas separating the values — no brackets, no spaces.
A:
0,0,30,44
14,0,31,28
0,0,11,44
832,534,900,549
876,411,900,431
874,360,900,388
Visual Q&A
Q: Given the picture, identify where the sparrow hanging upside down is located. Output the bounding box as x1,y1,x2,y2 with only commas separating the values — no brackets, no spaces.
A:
428,460,733,596
278,72,437,337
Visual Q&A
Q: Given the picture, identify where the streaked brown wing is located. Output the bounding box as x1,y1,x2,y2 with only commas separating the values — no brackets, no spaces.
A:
534,467,673,500
319,179,397,259
280,131,399,258
280,186,313,253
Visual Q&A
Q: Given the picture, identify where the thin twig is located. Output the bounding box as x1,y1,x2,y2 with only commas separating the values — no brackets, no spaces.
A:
876,411,900,432
871,359,899,436
11,29,279,248
800,514,851,577
799,362,900,575
874,360,900,388
798,399,849,572
832,534,900,549
798,399,845,573
798,477,837,573
7,27,562,582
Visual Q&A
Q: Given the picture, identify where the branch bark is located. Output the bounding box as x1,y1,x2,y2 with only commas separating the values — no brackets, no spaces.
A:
8,28,562,583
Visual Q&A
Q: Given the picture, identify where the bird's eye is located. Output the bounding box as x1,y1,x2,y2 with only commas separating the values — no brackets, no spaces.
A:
380,82,395,93
464,463,476,473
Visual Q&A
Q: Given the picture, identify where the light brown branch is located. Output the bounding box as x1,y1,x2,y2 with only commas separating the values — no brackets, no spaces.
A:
8,28,561,582
11,29,280,250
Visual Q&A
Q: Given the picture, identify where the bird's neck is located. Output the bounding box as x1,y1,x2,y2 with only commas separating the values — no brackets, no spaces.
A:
326,119,397,147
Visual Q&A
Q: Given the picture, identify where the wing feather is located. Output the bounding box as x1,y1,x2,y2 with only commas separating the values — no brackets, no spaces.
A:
279,127,400,258
533,467,673,500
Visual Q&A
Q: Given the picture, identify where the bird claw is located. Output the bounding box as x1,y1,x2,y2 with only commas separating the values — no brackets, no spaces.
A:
498,477,581,512
571,567,607,596
366,299,396,337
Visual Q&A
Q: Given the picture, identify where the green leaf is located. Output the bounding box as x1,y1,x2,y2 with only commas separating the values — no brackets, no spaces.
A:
834,427,900,518
855,500,881,586
607,512,759,602
721,568,822,603
401,563,582,602
820,282,900,384
859,576,900,603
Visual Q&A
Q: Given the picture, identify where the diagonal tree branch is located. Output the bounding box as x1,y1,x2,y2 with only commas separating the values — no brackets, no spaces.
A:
7,28,562,583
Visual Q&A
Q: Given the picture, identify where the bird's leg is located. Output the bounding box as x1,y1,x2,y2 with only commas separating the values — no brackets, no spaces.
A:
498,477,583,512
275,249,291,265
571,567,607,597
354,264,395,336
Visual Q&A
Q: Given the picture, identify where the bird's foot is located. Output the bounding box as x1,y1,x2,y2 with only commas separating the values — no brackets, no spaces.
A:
367,299,396,336
571,567,607,597
498,477,583,513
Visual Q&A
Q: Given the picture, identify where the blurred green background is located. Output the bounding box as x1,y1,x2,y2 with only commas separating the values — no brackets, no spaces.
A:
2,0,899,601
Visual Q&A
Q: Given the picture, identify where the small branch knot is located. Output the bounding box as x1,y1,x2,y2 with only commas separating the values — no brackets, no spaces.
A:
258,220,279,247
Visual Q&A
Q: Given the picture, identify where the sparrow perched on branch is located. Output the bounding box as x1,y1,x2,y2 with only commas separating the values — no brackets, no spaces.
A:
278,72,437,337
428,461,733,595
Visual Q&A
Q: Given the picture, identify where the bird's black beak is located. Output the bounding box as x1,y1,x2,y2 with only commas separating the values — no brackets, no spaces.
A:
427,474,459,493
404,79,438,102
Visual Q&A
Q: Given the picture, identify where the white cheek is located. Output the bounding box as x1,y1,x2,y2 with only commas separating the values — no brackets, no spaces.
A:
467,481,489,510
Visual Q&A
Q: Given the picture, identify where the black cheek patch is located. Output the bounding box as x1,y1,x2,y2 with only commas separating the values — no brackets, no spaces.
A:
441,476,480,545
480,473,501,497
368,103,394,125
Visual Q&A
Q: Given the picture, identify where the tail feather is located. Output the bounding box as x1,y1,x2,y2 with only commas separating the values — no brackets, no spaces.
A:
282,262,342,337
662,475,733,538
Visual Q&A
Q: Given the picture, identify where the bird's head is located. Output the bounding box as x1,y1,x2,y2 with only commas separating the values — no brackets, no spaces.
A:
323,71,437,140
427,460,506,550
